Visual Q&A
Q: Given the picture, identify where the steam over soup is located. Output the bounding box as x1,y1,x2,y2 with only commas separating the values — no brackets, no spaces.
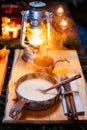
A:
16,78,58,101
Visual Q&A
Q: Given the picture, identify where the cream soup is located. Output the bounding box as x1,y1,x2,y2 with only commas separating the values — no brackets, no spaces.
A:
16,78,58,101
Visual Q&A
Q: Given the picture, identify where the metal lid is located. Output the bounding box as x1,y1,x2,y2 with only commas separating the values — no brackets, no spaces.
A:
29,1,46,8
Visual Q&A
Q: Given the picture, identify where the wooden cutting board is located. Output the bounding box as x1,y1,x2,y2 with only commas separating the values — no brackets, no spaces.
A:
0,50,10,95
2,49,87,124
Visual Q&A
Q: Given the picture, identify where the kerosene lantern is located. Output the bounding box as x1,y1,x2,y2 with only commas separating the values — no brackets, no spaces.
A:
20,1,52,61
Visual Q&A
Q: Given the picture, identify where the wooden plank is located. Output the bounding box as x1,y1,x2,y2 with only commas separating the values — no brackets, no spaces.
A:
2,49,87,124
0,50,10,95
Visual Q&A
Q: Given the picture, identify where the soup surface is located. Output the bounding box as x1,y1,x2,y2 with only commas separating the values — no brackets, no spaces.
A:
17,78,58,101
34,56,54,67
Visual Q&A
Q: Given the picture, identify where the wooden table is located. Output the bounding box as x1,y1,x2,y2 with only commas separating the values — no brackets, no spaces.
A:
0,50,10,95
3,49,87,124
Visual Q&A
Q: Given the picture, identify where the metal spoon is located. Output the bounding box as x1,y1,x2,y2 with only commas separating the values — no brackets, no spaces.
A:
37,74,81,94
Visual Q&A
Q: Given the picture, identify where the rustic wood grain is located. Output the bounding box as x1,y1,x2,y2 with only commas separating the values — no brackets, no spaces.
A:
0,50,10,95
2,49,87,124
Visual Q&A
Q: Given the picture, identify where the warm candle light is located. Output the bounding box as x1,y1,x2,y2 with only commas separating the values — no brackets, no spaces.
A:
57,6,64,16
60,19,68,29
2,17,21,38
28,28,45,47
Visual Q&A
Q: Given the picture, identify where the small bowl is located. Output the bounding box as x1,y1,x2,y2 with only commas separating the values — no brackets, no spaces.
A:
0,44,7,59
32,55,55,74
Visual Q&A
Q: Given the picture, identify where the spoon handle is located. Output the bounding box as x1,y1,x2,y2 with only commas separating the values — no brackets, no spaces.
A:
58,74,81,87
44,74,81,92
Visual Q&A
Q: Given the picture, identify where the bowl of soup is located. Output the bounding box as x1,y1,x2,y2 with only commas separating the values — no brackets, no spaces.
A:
32,55,55,74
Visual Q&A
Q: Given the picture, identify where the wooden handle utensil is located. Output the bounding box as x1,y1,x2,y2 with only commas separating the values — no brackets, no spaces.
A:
38,74,81,93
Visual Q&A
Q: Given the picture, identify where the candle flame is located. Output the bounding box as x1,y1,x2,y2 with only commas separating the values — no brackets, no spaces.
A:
57,7,64,14
60,19,67,26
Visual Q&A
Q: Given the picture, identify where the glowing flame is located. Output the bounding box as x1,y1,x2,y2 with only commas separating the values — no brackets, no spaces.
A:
7,18,10,23
60,19,68,29
2,17,21,38
57,7,64,14
28,28,45,46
